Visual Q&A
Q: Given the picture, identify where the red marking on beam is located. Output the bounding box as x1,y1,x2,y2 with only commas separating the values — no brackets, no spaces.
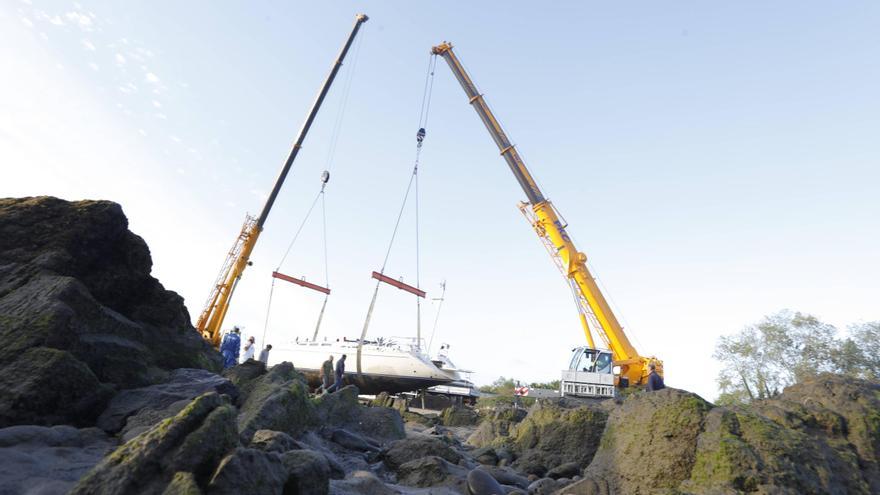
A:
372,271,426,298
272,271,331,295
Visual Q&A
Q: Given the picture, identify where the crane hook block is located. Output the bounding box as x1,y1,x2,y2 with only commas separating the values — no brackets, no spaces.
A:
416,127,426,143
320,170,330,184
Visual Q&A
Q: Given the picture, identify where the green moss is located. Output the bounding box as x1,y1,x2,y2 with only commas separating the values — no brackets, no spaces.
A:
162,472,202,495
476,396,536,410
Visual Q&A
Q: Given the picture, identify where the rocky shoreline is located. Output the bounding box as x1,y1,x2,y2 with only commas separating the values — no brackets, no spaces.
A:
1,197,879,494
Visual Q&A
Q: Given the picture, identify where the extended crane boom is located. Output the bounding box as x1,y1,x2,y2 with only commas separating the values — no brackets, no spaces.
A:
196,14,368,347
431,42,661,388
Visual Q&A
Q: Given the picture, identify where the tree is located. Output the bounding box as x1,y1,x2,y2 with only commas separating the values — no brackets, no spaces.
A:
714,310,871,403
846,321,880,380
479,376,516,395
529,379,561,390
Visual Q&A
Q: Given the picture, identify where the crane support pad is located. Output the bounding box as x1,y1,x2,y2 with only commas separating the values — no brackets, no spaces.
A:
371,271,426,298
272,271,331,295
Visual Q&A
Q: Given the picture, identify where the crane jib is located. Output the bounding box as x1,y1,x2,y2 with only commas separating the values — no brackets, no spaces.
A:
432,41,662,388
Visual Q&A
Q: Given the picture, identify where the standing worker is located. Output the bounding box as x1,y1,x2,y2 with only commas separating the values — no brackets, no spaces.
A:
219,327,242,369
327,354,346,393
320,355,334,393
646,362,665,391
242,336,256,361
258,344,272,364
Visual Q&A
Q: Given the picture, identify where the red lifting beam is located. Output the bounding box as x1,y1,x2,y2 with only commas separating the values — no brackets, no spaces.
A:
272,271,331,295
372,271,426,298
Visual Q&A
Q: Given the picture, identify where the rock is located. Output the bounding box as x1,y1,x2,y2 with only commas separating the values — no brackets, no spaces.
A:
396,455,468,489
476,465,530,489
495,447,514,466
0,425,115,495
471,446,499,465
556,477,572,486
281,449,331,495
370,391,407,414
222,360,267,405
315,385,405,442
0,347,114,426
546,462,580,480
0,197,223,428
237,362,315,443
98,368,237,433
299,430,369,476
162,471,202,495
121,399,192,443
583,388,711,494
466,406,527,448
403,410,439,427
551,477,608,495
169,403,238,482
441,405,481,426
250,429,298,453
331,428,381,452
682,386,879,494
510,401,607,477
382,435,462,471
527,477,559,494
70,392,236,494
207,448,287,495
466,467,505,495
329,471,397,495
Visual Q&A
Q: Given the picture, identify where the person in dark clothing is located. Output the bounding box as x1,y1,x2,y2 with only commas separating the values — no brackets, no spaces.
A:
327,354,346,393
320,355,334,393
646,362,665,391
258,344,272,364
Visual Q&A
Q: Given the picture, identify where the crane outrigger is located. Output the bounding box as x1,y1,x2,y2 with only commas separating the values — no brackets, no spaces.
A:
195,14,368,347
431,42,662,395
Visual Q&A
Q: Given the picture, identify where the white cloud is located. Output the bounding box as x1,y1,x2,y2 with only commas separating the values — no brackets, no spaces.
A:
21,17,34,29
155,113,167,120
145,72,159,84
152,100,162,108
138,129,147,136
88,62,99,71
176,168,186,175
115,53,126,65
118,82,137,94
65,11,92,29
170,136,182,143
81,39,95,51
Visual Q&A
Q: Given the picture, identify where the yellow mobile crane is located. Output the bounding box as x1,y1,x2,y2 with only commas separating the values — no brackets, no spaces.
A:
196,15,368,347
432,42,662,395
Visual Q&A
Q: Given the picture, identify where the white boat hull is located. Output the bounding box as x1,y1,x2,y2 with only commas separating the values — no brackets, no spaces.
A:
268,340,452,394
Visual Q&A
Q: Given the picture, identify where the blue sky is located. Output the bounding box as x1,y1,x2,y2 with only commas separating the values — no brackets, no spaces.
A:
3,1,878,400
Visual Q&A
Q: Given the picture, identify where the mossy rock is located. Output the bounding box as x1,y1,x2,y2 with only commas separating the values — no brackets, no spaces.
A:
71,392,233,495
161,472,202,495
440,405,480,426
237,363,315,443
509,401,607,476
585,388,712,493
0,346,114,427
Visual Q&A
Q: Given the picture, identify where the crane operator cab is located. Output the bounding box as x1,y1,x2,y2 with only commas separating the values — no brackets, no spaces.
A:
560,347,616,398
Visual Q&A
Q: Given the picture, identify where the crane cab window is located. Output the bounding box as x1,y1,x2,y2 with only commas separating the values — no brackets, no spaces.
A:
568,348,612,375
595,352,612,374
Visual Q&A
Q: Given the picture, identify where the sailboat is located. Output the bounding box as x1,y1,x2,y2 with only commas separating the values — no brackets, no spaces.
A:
268,336,452,394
